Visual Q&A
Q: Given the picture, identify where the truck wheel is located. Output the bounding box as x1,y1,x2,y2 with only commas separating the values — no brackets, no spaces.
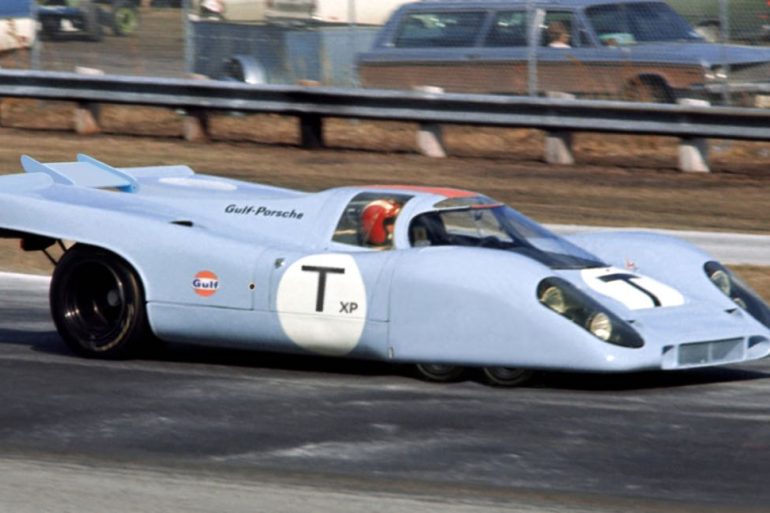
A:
111,1,139,36
50,245,153,359
621,76,674,103
83,2,104,41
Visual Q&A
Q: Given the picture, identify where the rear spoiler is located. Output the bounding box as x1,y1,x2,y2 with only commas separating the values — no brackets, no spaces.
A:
21,154,139,192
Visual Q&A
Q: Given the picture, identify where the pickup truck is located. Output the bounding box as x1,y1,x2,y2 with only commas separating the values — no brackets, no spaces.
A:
38,0,140,42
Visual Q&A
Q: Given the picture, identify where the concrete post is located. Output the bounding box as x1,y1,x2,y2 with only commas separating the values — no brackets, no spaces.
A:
183,110,209,143
74,102,101,136
544,130,575,165
414,86,447,158
544,91,576,165
677,99,711,173
73,66,103,135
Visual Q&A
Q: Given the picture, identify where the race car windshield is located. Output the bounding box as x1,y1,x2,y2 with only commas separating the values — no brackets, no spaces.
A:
409,206,605,269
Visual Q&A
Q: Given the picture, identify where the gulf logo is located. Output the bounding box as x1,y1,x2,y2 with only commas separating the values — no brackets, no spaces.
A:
192,271,220,297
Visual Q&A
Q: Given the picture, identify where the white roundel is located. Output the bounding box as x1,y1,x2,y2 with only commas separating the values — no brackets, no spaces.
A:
581,267,685,310
276,254,367,356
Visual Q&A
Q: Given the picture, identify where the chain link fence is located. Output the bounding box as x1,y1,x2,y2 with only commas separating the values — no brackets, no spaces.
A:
1,1,769,106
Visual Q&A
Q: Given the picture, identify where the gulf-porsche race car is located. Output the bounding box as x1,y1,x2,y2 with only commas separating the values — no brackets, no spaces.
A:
0,154,768,386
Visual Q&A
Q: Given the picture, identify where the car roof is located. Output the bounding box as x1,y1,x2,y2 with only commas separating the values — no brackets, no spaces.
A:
363,185,478,199
415,0,662,7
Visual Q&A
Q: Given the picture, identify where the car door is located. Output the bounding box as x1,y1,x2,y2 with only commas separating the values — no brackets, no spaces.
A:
535,8,621,98
261,192,410,359
359,9,493,93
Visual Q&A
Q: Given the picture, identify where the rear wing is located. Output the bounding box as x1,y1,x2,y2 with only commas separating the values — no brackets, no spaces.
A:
19,154,195,192
22,154,139,192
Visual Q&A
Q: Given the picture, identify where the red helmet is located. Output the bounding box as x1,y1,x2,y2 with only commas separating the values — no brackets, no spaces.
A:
361,199,401,246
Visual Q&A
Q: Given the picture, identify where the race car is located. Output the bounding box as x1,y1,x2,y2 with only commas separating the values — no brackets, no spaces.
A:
0,154,768,386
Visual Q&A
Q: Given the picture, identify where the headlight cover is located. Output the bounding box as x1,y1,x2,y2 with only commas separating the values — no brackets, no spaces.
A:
704,261,770,329
537,278,644,348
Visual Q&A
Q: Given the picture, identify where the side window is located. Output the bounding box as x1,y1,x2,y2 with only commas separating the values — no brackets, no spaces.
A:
393,11,487,48
484,10,528,47
543,11,578,48
332,193,412,250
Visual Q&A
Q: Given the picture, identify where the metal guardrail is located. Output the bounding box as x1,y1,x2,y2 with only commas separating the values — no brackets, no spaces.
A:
0,70,769,142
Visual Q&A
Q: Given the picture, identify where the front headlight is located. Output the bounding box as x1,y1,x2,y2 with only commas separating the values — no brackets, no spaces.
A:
705,261,770,329
537,278,644,348
709,268,731,296
541,285,568,314
588,312,613,341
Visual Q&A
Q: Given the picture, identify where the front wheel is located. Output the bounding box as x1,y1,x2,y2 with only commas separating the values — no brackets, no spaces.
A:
50,245,153,359
415,363,465,383
482,367,534,387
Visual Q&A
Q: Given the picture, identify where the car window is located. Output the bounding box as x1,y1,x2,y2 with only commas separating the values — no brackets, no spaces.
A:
586,1,700,44
393,11,487,48
408,206,605,269
332,192,412,250
543,11,580,48
484,10,528,47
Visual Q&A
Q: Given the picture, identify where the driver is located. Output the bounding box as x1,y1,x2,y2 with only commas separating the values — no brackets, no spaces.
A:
360,199,401,248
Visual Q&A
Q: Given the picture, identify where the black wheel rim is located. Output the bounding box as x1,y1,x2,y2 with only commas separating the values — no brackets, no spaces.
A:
114,8,138,34
416,363,464,381
484,367,532,386
60,259,133,352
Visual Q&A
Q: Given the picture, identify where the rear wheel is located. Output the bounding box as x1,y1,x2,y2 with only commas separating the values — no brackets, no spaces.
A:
82,2,104,42
111,1,139,36
50,245,153,359
482,367,534,387
621,76,674,103
415,363,465,383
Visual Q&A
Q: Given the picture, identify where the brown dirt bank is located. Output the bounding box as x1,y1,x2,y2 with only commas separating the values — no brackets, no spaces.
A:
0,120,765,298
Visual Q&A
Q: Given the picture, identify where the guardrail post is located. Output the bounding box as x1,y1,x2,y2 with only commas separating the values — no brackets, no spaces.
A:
74,102,101,136
544,130,574,165
544,92,575,165
677,99,711,173
414,86,447,158
73,67,103,136
417,123,447,158
183,109,209,143
299,114,325,149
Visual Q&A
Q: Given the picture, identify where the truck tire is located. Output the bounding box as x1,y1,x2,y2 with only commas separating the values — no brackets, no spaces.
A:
83,2,104,41
111,0,140,36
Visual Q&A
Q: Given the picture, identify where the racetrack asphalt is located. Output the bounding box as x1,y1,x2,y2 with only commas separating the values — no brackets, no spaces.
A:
549,225,770,266
1,273,769,512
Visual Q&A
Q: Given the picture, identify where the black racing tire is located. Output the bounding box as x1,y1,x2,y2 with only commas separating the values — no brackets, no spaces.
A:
415,363,465,383
482,367,534,387
83,3,104,42
40,17,61,39
111,1,139,36
50,245,154,359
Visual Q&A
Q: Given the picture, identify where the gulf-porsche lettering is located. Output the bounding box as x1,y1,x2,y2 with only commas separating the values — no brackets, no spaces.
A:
276,254,367,356
193,271,220,297
225,204,304,220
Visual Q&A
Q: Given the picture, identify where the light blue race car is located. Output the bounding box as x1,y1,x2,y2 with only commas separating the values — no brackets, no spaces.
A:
1,154,768,386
